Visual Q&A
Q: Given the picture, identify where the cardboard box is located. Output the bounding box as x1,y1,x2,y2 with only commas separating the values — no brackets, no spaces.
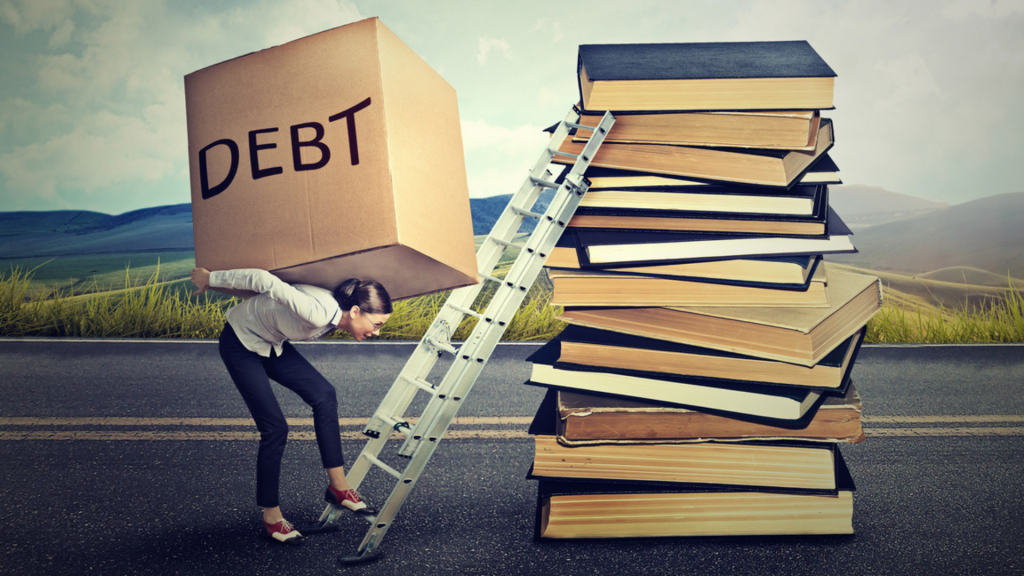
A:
185,17,478,300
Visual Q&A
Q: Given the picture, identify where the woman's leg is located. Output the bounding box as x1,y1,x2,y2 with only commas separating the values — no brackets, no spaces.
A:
218,324,290,516
263,341,347,485
265,342,371,513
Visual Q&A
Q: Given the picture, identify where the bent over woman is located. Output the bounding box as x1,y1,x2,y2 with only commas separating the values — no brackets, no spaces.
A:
191,267,392,545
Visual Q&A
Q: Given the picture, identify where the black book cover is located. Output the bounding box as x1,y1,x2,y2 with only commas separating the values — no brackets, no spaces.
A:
573,184,828,224
523,377,833,430
579,152,841,189
577,41,836,114
571,206,854,269
524,351,837,425
551,233,821,286
526,334,859,395
579,41,837,81
548,256,822,291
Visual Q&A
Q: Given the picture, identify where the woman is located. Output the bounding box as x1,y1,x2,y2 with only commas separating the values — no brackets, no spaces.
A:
191,266,392,545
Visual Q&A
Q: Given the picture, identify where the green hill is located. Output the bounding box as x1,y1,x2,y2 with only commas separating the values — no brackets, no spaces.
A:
828,263,1021,311
827,191,1024,278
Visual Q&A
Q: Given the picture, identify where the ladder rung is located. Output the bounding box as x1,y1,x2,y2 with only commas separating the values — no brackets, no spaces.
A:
510,206,542,220
529,176,560,189
446,303,484,321
400,374,436,393
361,453,403,480
563,121,605,133
550,149,579,160
425,336,458,356
489,237,522,250
478,272,502,284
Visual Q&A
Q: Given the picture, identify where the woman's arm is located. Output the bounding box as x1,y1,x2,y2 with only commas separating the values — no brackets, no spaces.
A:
193,267,335,326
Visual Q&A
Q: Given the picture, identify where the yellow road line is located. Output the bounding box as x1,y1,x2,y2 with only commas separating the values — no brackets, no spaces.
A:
3,415,1022,427
0,416,535,427
0,430,527,441
1,427,1023,441
2,415,1024,442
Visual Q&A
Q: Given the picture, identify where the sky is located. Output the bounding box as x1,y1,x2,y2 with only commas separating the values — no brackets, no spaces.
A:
1,0,1023,215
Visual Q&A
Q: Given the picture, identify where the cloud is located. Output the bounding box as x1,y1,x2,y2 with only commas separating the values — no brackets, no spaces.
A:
0,105,181,209
476,36,510,65
460,118,552,198
0,0,364,213
0,0,75,34
717,0,1024,202
530,17,564,42
941,0,1024,19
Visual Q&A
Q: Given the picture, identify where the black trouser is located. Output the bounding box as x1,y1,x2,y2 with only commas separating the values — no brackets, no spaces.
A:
218,323,344,508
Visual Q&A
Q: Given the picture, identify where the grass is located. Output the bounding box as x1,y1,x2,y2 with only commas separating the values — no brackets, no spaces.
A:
3,260,1022,344
866,281,1024,344
0,261,565,341
0,266,229,339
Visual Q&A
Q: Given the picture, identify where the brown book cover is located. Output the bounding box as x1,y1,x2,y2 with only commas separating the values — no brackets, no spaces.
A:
552,119,833,189
555,383,864,444
557,267,881,366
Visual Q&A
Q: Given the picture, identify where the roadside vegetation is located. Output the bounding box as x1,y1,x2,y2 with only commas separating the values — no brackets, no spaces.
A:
0,259,564,341
2,261,1022,343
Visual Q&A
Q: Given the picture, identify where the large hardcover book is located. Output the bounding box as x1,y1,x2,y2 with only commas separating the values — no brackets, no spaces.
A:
554,324,865,390
557,267,882,366
546,240,820,287
577,41,837,112
548,264,829,307
534,450,855,539
526,339,838,422
571,207,853,268
581,153,841,189
548,384,865,444
529,435,840,491
553,118,834,189
568,185,829,236
575,182,825,216
573,109,821,150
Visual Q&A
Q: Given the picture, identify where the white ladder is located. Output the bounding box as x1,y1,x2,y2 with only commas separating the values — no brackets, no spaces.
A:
323,106,615,565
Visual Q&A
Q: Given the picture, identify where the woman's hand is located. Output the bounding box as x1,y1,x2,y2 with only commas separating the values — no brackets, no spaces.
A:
191,267,212,295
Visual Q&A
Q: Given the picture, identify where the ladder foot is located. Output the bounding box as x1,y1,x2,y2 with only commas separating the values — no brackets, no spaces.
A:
339,547,382,566
297,504,345,535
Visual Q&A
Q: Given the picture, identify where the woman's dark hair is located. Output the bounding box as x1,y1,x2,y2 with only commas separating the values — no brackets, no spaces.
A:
333,279,393,315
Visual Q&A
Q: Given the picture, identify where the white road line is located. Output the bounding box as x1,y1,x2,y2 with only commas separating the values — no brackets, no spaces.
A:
866,427,1024,437
863,415,1024,423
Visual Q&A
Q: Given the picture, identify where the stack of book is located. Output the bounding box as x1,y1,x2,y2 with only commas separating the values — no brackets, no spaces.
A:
525,40,882,540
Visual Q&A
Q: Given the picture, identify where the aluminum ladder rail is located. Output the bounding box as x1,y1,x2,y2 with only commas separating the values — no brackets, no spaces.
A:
323,106,615,565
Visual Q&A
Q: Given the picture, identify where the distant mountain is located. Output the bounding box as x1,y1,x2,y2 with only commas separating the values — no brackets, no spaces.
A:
0,194,551,258
5,190,1018,281
470,190,554,235
0,204,195,257
827,191,1024,278
829,184,949,230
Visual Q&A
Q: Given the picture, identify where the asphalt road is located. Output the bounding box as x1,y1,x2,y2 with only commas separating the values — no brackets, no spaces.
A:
1,339,1022,576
